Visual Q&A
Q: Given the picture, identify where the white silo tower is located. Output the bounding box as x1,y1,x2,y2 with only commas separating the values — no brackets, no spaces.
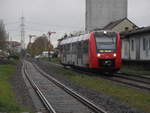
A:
85,0,128,31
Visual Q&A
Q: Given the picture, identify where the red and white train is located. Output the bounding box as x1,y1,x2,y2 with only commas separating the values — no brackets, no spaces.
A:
59,30,122,73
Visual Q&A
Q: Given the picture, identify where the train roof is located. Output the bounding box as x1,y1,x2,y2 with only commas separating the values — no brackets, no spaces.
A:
59,30,117,45
60,34,89,45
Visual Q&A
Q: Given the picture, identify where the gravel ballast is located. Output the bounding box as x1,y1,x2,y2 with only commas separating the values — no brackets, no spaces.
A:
34,59,145,113
10,60,36,112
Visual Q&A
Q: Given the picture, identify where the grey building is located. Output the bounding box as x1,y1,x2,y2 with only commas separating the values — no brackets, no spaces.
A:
86,0,127,31
122,26,150,61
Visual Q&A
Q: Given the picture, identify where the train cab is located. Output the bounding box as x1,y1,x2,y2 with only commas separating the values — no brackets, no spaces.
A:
89,31,121,72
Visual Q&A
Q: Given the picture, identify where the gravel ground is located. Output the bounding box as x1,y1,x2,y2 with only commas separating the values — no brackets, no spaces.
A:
10,60,36,112
34,59,145,113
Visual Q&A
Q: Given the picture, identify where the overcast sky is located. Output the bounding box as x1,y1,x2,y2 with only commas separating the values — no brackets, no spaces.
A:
0,0,150,47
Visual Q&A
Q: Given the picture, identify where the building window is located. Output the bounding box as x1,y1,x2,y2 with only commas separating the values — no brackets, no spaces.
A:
124,42,128,56
143,38,146,51
125,27,129,31
131,40,134,51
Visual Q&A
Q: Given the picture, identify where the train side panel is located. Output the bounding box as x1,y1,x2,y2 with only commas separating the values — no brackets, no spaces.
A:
115,33,122,69
59,31,122,72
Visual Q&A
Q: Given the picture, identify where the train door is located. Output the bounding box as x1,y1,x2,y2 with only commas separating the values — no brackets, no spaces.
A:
63,45,67,64
135,38,140,60
82,40,89,67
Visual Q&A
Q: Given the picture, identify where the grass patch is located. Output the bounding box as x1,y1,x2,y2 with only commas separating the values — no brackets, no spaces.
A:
50,58,60,63
40,57,49,62
50,68,150,113
0,64,27,112
40,57,60,64
121,65,150,76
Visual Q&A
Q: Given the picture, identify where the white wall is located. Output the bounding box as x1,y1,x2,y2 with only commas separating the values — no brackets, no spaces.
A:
140,34,150,60
122,39,129,59
122,32,150,61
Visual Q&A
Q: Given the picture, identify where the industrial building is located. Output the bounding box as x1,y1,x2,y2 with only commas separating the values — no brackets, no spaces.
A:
85,0,127,31
103,18,137,33
122,26,150,61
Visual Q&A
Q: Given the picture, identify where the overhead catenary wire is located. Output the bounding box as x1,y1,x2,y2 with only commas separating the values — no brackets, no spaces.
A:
26,21,84,29
4,20,85,44
5,20,84,29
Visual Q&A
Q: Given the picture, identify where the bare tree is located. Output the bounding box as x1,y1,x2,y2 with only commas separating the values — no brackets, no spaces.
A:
0,20,8,50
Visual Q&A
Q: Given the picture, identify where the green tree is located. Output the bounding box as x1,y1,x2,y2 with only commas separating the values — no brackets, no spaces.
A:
27,34,53,57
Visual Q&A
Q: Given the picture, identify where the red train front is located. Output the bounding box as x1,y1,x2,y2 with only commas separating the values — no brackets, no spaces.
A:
59,30,122,73
88,31,121,72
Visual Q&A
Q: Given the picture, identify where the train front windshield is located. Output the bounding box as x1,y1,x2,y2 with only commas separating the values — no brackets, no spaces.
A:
94,32,116,50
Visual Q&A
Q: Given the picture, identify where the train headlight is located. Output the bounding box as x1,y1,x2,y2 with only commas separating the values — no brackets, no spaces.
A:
97,53,101,57
104,31,107,34
113,53,117,57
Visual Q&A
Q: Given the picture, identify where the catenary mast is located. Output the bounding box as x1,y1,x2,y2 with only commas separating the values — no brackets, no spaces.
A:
20,16,25,49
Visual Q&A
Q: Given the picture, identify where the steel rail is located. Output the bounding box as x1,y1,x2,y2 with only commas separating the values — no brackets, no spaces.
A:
117,72,150,81
32,62,107,113
23,62,56,113
106,76,150,91
37,61,150,91
114,73,150,85
73,68,150,91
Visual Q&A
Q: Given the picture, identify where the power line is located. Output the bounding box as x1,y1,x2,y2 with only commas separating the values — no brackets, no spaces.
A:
26,21,84,29
5,21,19,26
4,20,84,31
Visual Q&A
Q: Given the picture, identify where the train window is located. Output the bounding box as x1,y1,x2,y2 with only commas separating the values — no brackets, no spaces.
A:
131,40,134,51
59,46,62,56
83,40,88,53
72,43,76,54
143,38,146,51
124,42,128,55
77,42,82,58
70,44,72,54
95,36,116,50
94,32,116,50
72,43,77,54
149,39,150,50
67,44,70,54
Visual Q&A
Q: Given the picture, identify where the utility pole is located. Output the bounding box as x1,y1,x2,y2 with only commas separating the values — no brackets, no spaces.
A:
20,16,25,49
28,35,36,54
47,31,56,61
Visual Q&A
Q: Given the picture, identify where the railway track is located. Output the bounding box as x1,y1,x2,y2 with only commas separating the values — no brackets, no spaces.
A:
74,69,150,91
116,72,150,83
23,61,55,113
46,62,150,91
73,68,150,91
109,73,150,91
23,60,107,113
